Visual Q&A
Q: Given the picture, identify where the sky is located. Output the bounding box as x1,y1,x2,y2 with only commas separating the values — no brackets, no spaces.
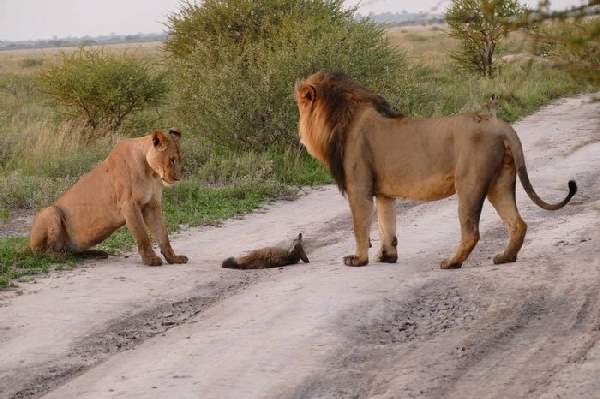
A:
0,0,588,41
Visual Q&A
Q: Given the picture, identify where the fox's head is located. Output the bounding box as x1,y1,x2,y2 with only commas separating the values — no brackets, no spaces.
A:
291,233,309,263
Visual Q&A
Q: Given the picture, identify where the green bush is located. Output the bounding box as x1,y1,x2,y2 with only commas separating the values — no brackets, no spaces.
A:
20,58,44,68
541,18,600,84
446,0,523,77
0,171,76,210
38,48,168,135
166,0,417,151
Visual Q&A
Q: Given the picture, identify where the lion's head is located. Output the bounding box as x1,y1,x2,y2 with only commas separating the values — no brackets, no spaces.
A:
146,128,183,186
294,72,402,192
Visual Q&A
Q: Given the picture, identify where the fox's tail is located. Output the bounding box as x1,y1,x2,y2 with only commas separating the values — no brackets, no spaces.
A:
221,257,240,269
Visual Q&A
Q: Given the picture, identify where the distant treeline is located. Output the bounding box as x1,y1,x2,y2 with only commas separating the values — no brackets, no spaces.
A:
361,11,444,26
0,32,168,51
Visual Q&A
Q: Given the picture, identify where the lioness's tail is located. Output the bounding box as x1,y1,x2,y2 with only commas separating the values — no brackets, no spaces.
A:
503,126,577,210
222,257,240,269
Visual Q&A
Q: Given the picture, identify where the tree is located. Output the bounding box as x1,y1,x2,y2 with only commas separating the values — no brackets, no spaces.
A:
38,48,167,136
527,2,600,85
445,0,524,77
165,0,415,151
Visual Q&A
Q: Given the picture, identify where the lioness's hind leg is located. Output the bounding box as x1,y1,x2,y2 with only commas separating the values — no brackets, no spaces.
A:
487,167,527,264
30,206,68,256
376,195,398,263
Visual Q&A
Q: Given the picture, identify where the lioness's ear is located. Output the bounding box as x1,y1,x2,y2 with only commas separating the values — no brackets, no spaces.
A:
152,130,168,151
168,128,181,141
300,84,316,103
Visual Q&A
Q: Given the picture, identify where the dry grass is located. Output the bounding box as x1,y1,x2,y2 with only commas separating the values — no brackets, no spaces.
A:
0,41,164,75
386,25,458,66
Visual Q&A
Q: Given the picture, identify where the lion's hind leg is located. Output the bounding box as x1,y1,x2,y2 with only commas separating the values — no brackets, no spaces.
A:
29,206,69,257
487,164,527,264
441,165,497,269
440,191,484,269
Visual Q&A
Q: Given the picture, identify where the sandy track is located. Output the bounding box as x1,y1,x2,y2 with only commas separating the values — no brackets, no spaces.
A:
1,94,599,399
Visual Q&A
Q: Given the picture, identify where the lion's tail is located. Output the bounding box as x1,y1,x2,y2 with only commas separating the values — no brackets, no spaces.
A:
502,125,577,210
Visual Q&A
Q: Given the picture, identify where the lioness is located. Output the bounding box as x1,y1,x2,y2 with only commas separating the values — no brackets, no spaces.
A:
294,72,576,268
29,129,189,266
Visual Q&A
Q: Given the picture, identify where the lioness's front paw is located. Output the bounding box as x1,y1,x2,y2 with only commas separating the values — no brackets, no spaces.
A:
440,259,462,269
343,255,368,267
166,255,189,264
143,255,163,267
493,253,517,265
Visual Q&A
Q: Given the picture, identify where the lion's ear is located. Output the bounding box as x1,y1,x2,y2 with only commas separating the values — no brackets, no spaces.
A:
152,130,168,151
301,84,317,103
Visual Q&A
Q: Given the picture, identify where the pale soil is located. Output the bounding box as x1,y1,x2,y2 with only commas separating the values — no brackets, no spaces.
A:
1,94,599,399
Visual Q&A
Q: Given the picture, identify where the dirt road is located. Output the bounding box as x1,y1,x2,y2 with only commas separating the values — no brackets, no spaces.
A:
1,94,599,399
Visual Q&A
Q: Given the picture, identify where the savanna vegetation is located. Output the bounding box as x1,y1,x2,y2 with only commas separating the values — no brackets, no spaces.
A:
0,0,597,288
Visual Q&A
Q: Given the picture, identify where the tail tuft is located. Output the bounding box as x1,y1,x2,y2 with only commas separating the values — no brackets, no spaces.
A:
222,257,239,269
568,180,577,199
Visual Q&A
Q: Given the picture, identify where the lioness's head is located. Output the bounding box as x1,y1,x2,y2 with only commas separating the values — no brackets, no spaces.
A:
146,129,183,186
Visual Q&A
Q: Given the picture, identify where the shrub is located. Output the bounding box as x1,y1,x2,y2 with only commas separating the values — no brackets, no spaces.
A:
166,0,417,151
20,58,44,68
540,18,600,84
0,171,76,210
446,0,523,77
38,47,168,136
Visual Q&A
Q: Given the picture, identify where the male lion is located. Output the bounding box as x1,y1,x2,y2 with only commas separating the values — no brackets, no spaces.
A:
294,72,576,268
29,129,189,266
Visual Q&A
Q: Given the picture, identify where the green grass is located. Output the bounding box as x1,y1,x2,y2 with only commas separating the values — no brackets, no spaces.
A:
0,237,77,288
0,207,9,223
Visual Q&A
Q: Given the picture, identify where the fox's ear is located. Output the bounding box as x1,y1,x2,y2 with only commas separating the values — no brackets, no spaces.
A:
297,233,303,240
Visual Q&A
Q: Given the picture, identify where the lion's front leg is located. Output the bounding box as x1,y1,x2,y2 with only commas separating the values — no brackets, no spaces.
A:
143,202,188,265
376,195,398,263
344,191,373,267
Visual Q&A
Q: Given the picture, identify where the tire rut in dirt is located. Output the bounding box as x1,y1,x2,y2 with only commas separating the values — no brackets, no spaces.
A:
5,271,263,399
288,279,483,399
431,269,600,398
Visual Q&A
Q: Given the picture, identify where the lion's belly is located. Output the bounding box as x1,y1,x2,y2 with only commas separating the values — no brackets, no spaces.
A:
378,171,456,202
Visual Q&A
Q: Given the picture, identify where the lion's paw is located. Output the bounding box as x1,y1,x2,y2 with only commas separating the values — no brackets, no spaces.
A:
343,255,368,267
143,255,163,267
167,255,189,264
493,253,517,264
440,259,462,269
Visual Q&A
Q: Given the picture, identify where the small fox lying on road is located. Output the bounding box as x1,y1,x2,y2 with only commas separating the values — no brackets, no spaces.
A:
222,233,309,269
